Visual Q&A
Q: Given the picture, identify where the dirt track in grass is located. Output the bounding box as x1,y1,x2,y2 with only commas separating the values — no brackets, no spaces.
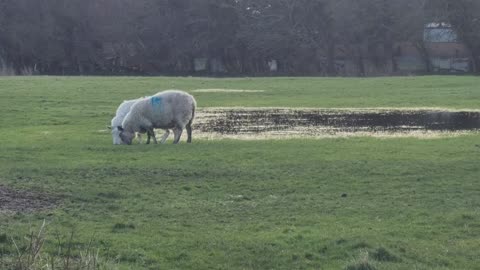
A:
192,108,480,139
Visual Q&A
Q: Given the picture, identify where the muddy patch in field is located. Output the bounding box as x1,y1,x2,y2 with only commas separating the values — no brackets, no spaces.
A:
193,108,480,139
0,185,58,214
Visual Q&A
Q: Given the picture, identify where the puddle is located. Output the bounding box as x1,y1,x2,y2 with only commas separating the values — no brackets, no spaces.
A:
192,108,480,139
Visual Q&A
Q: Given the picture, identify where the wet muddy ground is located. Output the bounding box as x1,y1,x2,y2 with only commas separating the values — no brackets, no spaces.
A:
0,185,58,213
192,108,480,139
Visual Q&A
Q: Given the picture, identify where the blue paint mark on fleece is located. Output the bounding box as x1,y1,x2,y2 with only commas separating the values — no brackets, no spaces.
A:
150,96,163,111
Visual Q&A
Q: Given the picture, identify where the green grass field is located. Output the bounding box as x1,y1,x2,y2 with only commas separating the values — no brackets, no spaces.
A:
0,76,479,269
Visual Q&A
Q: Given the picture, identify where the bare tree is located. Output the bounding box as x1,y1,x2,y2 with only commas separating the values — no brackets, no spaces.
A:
0,0,474,76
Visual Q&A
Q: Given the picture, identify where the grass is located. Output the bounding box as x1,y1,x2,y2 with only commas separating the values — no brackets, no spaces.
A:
0,220,114,270
345,251,377,270
0,76,480,269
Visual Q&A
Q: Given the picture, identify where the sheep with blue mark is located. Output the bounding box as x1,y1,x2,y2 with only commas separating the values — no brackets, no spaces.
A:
117,90,196,145
109,98,170,145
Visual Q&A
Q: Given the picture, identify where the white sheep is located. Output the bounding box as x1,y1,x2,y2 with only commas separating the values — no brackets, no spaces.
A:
109,99,140,145
109,98,169,145
117,90,196,145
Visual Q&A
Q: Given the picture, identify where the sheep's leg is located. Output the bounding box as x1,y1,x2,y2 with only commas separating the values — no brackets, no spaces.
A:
149,128,158,144
160,129,170,144
146,132,151,144
186,123,192,143
173,127,183,144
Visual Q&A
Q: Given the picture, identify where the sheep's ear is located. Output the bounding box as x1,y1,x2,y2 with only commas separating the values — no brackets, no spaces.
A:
107,126,112,129
117,126,124,131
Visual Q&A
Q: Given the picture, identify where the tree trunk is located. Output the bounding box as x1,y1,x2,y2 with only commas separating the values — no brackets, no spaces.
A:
326,39,336,76
415,41,432,73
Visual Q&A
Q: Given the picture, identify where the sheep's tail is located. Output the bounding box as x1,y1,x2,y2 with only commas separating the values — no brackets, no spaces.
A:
188,99,196,126
188,99,197,125
186,99,195,143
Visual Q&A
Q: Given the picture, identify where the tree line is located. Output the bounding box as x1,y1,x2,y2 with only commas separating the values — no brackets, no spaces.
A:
0,0,479,76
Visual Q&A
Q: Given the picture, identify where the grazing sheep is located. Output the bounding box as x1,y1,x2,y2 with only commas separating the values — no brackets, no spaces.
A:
109,99,140,145
109,98,169,145
117,90,196,145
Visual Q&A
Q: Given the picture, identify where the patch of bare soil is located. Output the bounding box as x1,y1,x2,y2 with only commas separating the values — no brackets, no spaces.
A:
0,185,58,214
192,108,480,139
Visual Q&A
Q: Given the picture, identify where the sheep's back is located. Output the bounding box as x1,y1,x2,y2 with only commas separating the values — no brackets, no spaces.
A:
148,90,195,128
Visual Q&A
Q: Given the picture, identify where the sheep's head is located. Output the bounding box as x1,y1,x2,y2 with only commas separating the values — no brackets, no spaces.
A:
109,126,124,145
118,126,134,145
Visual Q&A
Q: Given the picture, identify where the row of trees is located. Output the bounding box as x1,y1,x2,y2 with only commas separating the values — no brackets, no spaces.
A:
0,0,479,76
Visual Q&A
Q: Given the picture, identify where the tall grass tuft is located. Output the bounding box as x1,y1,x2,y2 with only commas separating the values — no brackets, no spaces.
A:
0,220,115,270
345,251,377,270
